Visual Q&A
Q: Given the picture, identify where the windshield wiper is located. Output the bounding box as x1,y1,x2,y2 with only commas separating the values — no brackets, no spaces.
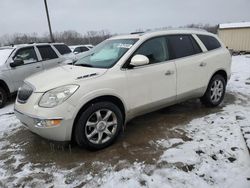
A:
68,60,77,65
75,64,94,67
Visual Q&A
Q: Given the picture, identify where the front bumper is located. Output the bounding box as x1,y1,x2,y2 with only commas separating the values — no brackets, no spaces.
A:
14,104,75,142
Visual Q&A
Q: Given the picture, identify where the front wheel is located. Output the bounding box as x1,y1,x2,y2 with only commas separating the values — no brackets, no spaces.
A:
74,101,123,150
200,74,226,107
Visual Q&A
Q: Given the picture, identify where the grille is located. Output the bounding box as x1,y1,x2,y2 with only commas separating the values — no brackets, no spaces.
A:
17,83,33,103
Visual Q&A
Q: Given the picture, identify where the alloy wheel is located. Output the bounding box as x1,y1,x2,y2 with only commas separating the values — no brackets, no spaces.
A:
85,109,118,144
210,79,224,103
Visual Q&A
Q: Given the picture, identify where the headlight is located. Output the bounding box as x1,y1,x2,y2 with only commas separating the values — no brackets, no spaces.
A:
39,85,79,108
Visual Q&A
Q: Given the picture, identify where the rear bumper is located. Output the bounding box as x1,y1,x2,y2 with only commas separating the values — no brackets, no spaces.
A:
14,109,73,141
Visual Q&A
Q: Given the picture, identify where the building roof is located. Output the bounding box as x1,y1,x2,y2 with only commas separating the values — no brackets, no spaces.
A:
219,22,250,29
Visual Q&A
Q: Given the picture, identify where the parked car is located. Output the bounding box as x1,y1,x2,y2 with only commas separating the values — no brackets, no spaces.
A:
14,29,231,150
0,43,74,108
70,45,93,54
53,43,77,61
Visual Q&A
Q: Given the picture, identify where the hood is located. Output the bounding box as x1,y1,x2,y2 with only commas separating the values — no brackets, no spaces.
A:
25,65,108,92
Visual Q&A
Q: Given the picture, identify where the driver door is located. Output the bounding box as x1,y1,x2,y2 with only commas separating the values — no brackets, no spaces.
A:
125,36,177,117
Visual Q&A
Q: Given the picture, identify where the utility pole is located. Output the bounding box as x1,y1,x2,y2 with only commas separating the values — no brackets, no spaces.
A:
44,0,54,42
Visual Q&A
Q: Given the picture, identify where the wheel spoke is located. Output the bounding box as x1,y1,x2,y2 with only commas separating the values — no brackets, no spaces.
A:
106,121,117,128
104,129,113,137
87,129,97,139
211,92,216,100
95,110,102,121
97,132,103,144
86,121,97,128
218,91,222,97
103,110,112,121
214,94,219,101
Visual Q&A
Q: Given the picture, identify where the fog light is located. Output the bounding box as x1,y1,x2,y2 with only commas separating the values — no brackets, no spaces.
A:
35,119,62,128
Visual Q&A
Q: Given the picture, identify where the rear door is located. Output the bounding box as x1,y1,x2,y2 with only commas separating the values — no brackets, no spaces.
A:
9,47,43,90
167,34,207,99
36,45,63,69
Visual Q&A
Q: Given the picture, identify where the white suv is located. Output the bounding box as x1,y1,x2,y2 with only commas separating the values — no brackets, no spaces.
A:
14,29,231,150
0,43,76,108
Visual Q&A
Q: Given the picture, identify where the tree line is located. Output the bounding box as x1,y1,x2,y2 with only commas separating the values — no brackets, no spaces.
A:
0,30,112,47
0,24,218,47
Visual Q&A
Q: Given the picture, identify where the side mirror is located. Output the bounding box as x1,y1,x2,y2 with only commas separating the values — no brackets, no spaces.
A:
74,51,79,54
130,55,149,67
10,59,24,68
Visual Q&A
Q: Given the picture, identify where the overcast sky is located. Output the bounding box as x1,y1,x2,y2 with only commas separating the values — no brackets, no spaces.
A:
0,0,250,36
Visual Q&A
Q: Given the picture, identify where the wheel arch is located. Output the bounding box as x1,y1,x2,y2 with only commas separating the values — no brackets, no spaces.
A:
202,69,228,97
71,95,126,142
210,69,228,84
0,79,10,95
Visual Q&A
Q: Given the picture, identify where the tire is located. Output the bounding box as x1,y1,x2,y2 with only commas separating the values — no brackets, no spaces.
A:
74,101,123,150
0,87,7,109
200,74,226,107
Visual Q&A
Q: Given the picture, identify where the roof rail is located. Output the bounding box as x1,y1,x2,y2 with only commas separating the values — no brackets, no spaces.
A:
164,27,208,32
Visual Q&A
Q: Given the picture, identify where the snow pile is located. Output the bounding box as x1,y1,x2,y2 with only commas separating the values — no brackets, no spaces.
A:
85,56,250,188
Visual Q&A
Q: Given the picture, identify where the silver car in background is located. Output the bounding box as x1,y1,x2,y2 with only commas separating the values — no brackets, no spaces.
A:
0,43,75,108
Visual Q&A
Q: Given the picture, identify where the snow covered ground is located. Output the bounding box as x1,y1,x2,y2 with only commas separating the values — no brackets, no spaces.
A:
0,56,250,187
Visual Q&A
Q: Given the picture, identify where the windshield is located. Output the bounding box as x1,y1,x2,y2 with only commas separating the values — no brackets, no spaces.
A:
0,48,14,65
74,39,138,68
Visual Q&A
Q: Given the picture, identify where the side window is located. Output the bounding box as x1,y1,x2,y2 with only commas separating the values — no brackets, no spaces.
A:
197,35,221,51
134,37,169,64
73,47,81,53
37,45,58,60
53,44,71,55
80,46,89,52
167,35,198,59
13,47,38,64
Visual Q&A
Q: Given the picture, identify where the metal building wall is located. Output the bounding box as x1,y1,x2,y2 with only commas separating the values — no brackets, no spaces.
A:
218,28,250,52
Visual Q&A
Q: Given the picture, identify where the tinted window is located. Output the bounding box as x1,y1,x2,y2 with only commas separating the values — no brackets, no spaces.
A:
80,46,89,52
53,44,71,55
134,37,169,64
190,36,202,54
74,47,81,53
167,35,199,59
14,47,38,64
37,45,58,60
197,35,221,51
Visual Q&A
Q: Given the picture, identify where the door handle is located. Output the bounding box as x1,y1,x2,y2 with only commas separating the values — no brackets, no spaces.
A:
165,70,175,76
199,62,207,67
36,66,41,68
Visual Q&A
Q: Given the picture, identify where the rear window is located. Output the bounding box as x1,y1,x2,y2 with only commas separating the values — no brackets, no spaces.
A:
37,45,58,60
197,35,221,51
167,35,201,59
53,44,72,55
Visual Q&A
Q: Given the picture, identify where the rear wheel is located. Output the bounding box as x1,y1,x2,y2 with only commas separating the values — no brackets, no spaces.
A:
74,101,123,150
200,74,226,107
0,87,7,108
